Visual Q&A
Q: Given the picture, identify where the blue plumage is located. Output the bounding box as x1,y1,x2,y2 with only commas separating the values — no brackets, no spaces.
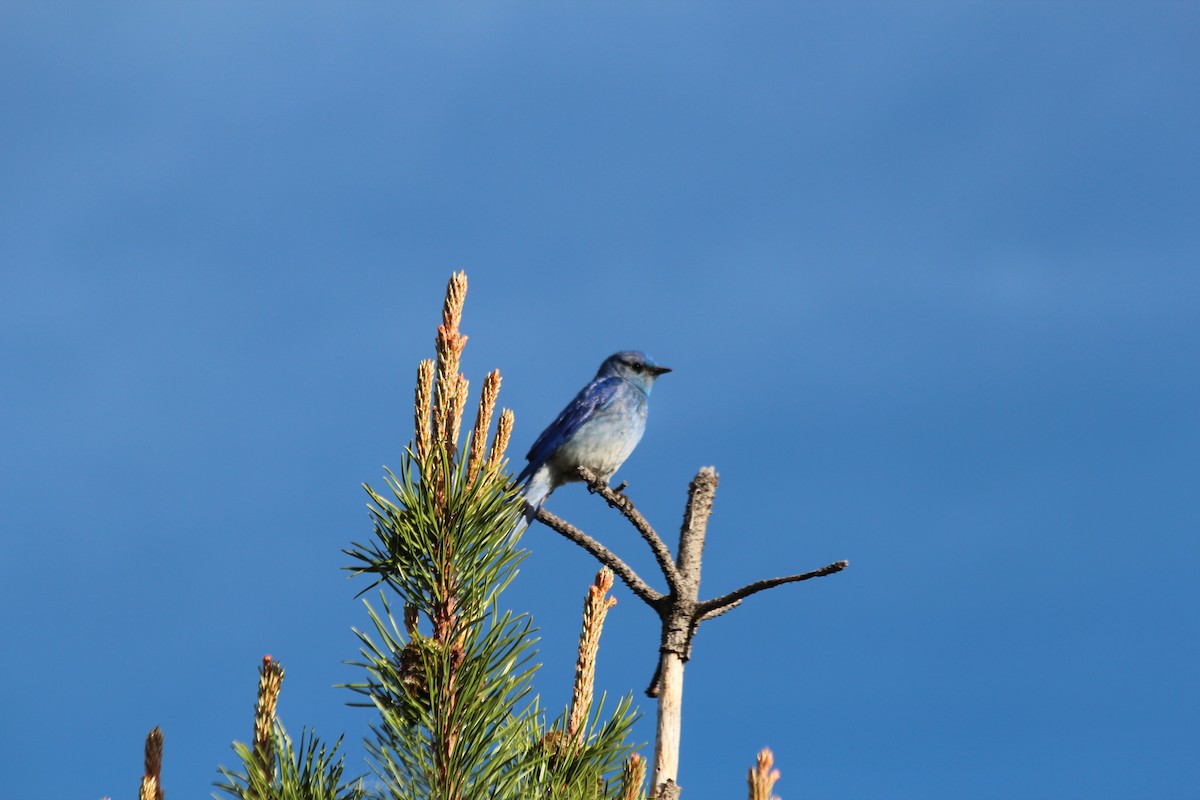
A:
517,351,670,520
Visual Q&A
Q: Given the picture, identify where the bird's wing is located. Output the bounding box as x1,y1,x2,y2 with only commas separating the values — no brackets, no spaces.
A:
516,377,623,484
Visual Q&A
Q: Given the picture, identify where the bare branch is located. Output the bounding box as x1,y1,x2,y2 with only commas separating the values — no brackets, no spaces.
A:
676,467,718,588
534,462,848,794
533,506,665,607
577,467,683,590
697,560,848,617
697,599,741,623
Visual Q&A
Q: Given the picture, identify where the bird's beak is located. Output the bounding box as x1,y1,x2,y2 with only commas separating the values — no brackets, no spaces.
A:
649,365,672,376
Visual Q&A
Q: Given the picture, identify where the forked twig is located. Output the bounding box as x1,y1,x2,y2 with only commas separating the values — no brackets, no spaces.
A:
531,465,848,798
577,467,683,590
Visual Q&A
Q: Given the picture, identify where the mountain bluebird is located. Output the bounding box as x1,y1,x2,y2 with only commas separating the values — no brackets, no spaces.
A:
517,351,670,520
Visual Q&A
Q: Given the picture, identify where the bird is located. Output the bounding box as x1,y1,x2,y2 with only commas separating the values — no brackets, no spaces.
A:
516,350,671,521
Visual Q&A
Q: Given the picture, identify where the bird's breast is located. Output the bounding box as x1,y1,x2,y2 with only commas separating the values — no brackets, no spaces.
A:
548,401,647,482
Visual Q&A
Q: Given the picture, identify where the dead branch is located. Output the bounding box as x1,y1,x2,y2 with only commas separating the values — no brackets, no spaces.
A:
533,464,848,795
534,507,664,607
577,467,682,590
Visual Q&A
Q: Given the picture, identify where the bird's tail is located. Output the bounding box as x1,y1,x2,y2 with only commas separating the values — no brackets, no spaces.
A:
518,468,554,525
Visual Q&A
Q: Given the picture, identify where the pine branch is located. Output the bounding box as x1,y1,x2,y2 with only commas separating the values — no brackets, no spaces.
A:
567,569,618,742
348,272,645,800
747,748,780,800
139,727,164,800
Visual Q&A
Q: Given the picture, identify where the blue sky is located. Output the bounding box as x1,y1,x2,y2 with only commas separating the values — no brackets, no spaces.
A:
2,3,1197,798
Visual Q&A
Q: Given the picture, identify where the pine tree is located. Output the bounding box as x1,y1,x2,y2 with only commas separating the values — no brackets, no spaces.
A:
214,655,365,800
344,272,644,800
201,271,827,800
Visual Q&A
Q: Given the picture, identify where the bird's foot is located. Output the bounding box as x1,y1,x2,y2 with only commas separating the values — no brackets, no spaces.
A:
612,481,628,494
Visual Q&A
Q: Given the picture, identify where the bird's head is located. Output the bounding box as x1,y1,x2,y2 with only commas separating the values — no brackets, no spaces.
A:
597,351,671,394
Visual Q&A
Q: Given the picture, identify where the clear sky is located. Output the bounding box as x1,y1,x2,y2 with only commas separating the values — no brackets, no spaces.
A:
2,3,1197,799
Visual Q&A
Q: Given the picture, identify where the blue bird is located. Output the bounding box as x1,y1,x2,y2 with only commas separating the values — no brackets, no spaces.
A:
517,351,671,520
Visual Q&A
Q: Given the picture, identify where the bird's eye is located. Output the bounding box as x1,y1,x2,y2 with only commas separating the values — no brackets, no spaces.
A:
631,363,645,372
